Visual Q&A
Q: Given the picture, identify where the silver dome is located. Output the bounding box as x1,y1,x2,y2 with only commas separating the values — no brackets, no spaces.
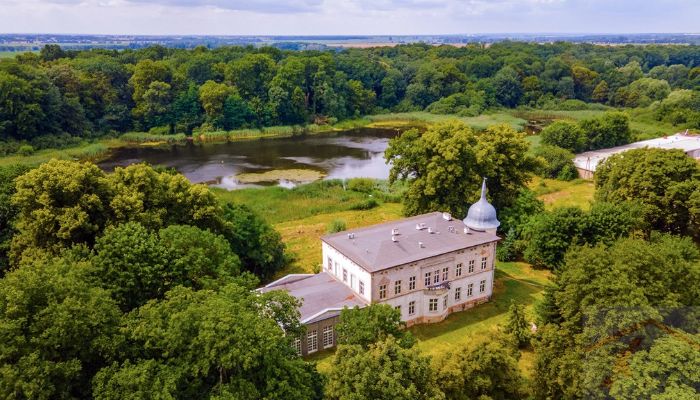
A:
463,178,500,231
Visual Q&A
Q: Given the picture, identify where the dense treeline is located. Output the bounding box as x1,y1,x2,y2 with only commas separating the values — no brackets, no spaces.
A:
2,42,700,153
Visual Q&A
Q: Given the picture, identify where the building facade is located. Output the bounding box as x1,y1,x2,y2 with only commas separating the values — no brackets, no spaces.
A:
261,179,501,355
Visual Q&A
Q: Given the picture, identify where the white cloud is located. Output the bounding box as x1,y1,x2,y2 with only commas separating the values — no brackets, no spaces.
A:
0,0,698,35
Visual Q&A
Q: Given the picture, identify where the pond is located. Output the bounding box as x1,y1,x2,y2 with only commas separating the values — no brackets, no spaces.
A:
99,127,401,189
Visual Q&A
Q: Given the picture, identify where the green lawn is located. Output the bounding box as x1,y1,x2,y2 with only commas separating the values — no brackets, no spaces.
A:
530,177,595,210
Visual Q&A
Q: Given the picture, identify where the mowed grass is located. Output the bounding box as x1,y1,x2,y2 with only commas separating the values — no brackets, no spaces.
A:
529,177,595,210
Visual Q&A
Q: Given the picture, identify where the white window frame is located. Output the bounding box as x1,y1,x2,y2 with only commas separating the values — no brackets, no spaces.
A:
443,295,448,310
456,263,462,277
481,257,487,270
479,279,486,293
424,272,431,287
409,276,416,290
408,300,416,315
394,280,402,295
468,260,475,273
455,287,461,301
467,283,473,297
379,284,387,299
359,281,365,295
429,298,438,312
307,330,318,353
293,338,302,355
322,326,334,349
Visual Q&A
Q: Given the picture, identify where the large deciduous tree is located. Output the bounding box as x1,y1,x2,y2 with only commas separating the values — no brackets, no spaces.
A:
325,336,443,400
93,284,320,400
385,121,538,217
336,304,414,349
595,147,700,238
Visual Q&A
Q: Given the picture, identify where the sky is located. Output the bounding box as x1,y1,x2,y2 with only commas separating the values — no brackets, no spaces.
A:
1,0,699,36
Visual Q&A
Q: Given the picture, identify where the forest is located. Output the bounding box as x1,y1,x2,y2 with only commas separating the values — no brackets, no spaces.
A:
1,41,700,155
0,41,699,399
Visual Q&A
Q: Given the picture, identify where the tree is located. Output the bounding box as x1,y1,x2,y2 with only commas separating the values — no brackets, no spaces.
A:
435,337,525,400
0,257,121,399
609,336,700,400
90,222,240,311
505,300,530,348
493,66,522,107
0,164,31,273
579,111,631,150
93,284,322,399
336,304,414,349
540,120,587,153
595,148,700,237
533,145,578,180
325,336,443,400
220,202,285,279
11,160,112,263
198,80,233,126
386,121,538,217
591,80,609,103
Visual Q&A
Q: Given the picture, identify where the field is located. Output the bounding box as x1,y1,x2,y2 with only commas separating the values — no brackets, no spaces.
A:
213,176,582,379
367,111,529,131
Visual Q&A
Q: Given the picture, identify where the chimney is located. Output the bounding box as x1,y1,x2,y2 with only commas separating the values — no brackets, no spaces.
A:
392,235,398,242
428,227,434,234
442,212,452,221
392,228,399,235
418,242,424,248
464,227,471,235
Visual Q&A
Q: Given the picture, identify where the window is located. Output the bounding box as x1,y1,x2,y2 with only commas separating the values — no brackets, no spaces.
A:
468,260,475,273
456,263,463,277
342,269,347,283
322,326,334,348
307,330,318,353
480,279,486,293
395,305,401,315
394,280,402,295
408,301,416,316
409,276,416,290
455,287,461,301
429,298,438,312
379,284,387,299
359,281,365,295
351,274,356,289
442,267,449,281
481,257,487,270
467,283,473,297
443,295,448,309
327,257,332,271
293,338,302,355
424,272,431,287
433,269,440,284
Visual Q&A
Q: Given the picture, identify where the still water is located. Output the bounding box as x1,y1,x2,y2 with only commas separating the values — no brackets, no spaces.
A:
99,128,400,189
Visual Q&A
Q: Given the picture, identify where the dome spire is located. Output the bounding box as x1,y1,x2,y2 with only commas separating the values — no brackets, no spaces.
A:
463,177,500,233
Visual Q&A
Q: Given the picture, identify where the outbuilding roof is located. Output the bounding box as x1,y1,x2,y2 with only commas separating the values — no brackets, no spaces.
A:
259,272,367,323
322,212,500,273
573,133,700,173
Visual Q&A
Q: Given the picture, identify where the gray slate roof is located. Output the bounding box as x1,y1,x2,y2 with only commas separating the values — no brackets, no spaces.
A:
259,272,367,323
322,212,500,273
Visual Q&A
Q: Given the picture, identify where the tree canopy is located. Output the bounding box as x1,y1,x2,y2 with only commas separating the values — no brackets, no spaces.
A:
385,121,539,217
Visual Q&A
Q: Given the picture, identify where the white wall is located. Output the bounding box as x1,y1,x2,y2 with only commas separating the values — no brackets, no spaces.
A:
322,242,373,302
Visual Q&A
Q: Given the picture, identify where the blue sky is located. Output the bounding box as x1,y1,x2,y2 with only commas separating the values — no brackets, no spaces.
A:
1,0,699,35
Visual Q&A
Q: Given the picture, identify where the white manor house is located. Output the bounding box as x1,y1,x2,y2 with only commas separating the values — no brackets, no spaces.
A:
260,179,501,355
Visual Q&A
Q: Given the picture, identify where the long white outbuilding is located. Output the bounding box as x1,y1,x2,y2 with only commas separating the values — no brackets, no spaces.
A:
573,132,700,179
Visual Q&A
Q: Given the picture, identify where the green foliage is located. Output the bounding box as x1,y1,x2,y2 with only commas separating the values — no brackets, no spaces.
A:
346,177,376,193
522,201,644,269
386,121,539,217
348,197,379,210
595,148,700,238
0,257,121,398
336,304,415,349
434,336,526,400
498,188,544,235
534,145,578,181
219,202,285,280
533,234,700,399
579,111,632,150
326,336,443,400
16,144,34,156
540,120,587,153
90,222,240,311
0,164,31,272
327,219,347,233
94,284,321,400
120,131,187,143
504,300,530,348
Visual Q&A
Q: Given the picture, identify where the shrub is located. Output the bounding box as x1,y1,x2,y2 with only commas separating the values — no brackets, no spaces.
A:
347,178,376,193
540,120,587,153
148,125,171,135
17,145,34,156
327,219,347,233
534,145,577,181
349,198,378,210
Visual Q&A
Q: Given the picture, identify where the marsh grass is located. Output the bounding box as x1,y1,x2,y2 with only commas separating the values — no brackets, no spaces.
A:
367,111,528,131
